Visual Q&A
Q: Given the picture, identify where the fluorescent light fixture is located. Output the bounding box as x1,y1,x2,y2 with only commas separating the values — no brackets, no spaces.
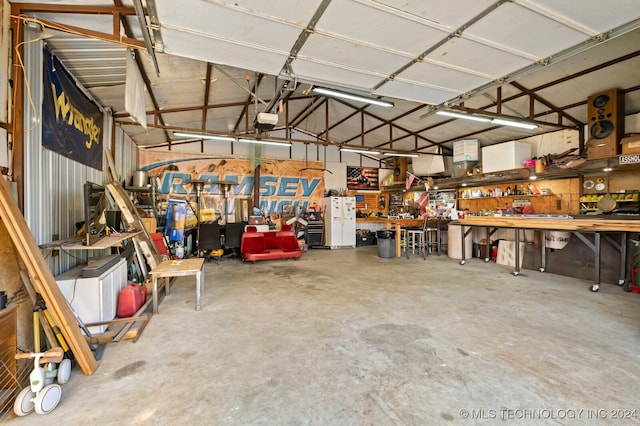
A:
312,87,393,108
237,138,291,147
383,152,419,158
603,167,613,172
436,110,490,122
436,110,538,130
529,175,537,180
491,118,538,130
340,147,380,155
174,132,235,142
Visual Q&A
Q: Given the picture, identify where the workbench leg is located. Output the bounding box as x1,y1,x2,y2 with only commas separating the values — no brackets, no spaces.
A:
594,232,601,287
484,227,490,262
512,229,520,276
395,223,401,258
539,231,546,272
153,276,159,315
619,233,627,285
460,224,466,265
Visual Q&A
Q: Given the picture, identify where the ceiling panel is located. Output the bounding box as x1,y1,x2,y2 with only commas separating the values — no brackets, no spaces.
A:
315,0,449,56
200,0,324,27
156,2,301,54
296,34,410,76
159,27,289,76
426,37,533,78
290,59,385,91
466,2,589,59
397,61,491,93
376,0,497,29
523,0,640,32
374,80,458,105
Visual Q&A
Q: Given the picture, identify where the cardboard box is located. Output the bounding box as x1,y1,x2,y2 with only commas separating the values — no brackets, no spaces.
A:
140,217,157,234
482,141,532,173
621,135,640,155
496,240,525,268
453,139,479,162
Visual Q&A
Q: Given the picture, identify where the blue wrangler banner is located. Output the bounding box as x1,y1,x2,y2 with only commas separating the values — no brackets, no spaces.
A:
42,46,103,170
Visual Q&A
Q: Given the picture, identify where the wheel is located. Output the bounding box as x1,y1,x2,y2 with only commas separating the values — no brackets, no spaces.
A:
57,359,72,384
34,384,62,415
590,284,600,292
13,386,35,416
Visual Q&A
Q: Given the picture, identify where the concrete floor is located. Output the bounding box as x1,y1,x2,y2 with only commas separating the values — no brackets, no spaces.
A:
6,247,640,425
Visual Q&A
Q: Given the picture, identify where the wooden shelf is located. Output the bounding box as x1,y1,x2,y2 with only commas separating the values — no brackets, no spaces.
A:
430,158,640,190
59,231,142,250
460,194,556,200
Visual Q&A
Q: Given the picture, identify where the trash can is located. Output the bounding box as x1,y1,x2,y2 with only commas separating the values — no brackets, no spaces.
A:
377,230,395,258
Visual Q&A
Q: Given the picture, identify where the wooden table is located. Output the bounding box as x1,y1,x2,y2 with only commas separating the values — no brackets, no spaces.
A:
149,258,205,314
356,218,425,257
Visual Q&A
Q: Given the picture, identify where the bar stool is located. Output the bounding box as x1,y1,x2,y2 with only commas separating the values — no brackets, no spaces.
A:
398,227,408,256
424,217,441,256
406,227,425,259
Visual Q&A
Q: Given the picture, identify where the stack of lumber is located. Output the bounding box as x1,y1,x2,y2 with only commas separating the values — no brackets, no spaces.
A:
0,177,97,375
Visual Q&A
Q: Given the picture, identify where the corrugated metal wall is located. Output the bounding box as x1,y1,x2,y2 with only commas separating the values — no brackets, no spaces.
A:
113,123,138,184
22,36,136,275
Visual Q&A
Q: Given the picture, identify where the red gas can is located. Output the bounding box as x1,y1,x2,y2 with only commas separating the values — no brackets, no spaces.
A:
117,283,147,318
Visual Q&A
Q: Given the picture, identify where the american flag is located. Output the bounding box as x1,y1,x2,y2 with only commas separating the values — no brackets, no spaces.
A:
405,171,416,190
347,167,379,189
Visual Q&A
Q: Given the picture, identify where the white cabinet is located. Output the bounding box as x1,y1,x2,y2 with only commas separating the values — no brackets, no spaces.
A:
55,258,127,334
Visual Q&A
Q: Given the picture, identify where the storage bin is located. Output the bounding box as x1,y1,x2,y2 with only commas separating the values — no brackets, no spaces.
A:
356,231,377,247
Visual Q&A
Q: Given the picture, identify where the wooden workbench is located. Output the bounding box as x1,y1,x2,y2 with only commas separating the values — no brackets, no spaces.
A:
457,215,640,291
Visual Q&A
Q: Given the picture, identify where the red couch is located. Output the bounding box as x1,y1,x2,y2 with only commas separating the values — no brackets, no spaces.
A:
240,227,303,262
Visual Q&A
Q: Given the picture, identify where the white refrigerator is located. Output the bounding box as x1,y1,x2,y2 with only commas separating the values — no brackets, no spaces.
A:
323,196,356,248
